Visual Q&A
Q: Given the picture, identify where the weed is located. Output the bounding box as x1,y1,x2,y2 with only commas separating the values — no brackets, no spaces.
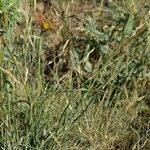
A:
0,0,150,149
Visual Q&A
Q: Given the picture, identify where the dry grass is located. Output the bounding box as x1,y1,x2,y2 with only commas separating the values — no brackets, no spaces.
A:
0,0,150,149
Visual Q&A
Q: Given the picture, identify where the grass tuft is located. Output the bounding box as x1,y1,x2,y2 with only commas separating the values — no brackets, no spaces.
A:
1,0,150,149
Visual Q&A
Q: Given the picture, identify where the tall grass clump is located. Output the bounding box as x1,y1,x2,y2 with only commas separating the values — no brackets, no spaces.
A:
1,0,150,149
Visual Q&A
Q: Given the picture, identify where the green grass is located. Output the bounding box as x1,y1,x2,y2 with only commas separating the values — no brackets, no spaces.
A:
0,0,150,149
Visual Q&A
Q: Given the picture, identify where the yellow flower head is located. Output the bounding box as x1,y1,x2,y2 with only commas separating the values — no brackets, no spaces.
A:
36,15,58,32
42,22,51,31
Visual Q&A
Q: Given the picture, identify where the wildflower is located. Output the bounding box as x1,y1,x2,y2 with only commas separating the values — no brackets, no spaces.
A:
35,14,58,33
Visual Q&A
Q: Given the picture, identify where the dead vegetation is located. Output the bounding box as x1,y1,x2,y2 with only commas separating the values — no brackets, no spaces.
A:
1,0,150,149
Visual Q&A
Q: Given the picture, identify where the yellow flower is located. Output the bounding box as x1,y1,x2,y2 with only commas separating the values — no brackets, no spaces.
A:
42,22,51,31
35,14,58,32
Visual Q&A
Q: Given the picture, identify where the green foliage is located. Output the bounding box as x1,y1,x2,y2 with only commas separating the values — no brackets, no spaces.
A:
0,0,150,149
123,13,134,38
84,17,109,43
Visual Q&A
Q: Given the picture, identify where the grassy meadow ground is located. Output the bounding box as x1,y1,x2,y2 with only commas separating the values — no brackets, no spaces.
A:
0,0,150,149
